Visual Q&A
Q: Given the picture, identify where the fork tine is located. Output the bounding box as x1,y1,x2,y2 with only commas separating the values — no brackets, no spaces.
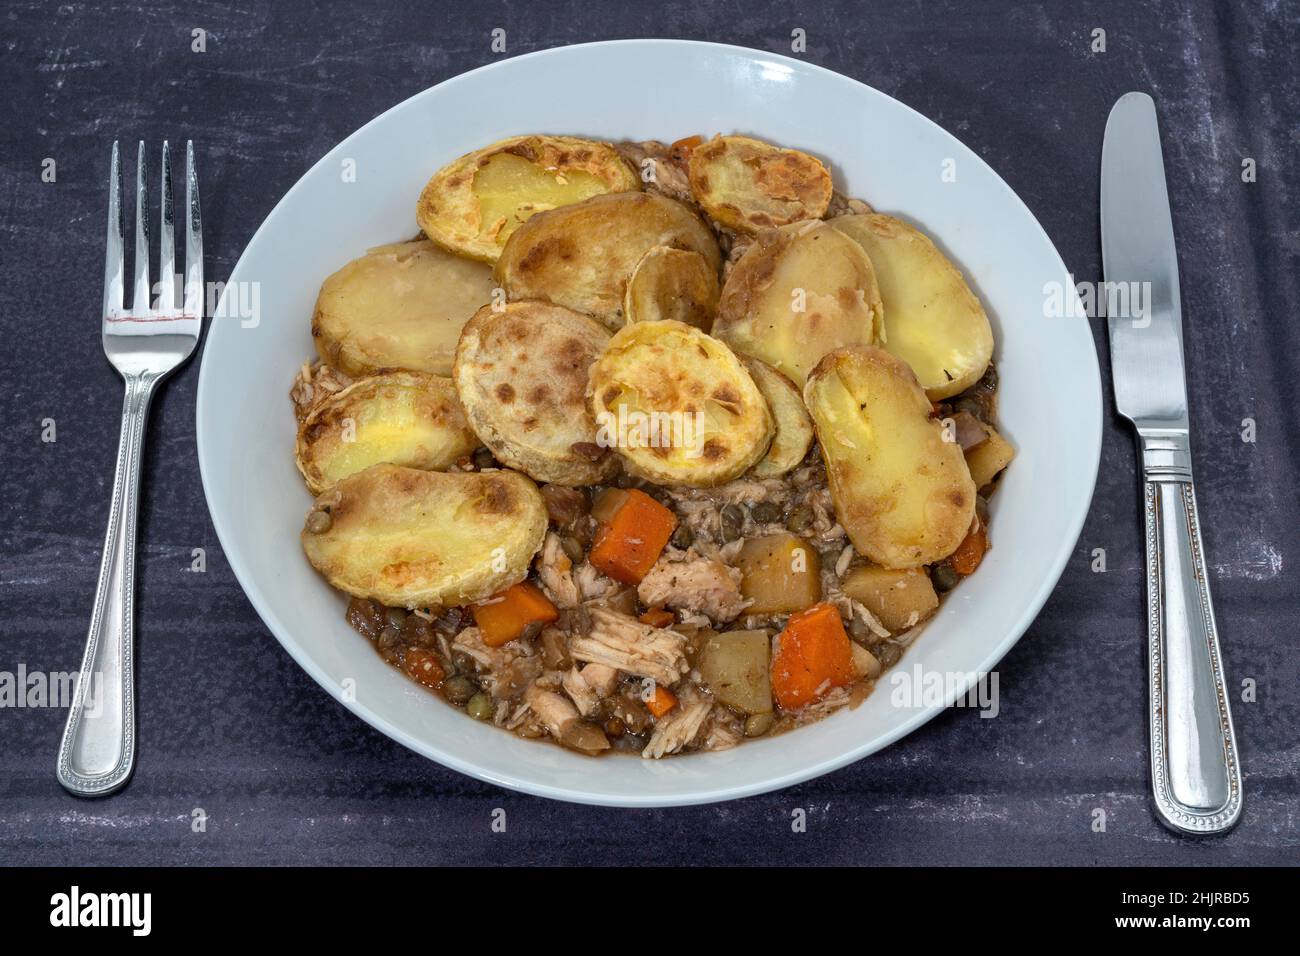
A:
102,142,124,316
132,141,151,312
158,142,176,314
183,141,203,318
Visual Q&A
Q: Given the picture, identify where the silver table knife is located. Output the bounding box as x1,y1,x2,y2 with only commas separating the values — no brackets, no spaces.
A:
1101,92,1243,834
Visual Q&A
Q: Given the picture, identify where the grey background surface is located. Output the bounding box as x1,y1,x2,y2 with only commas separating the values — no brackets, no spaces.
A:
1,0,1296,866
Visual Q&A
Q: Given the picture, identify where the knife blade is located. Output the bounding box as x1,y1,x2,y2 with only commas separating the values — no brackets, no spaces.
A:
1100,92,1243,835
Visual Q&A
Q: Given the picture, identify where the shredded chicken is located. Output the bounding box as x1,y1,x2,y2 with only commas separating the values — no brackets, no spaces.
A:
452,627,541,699
574,560,621,602
570,607,689,686
642,688,713,759
289,361,352,422
614,140,694,205
536,532,581,608
524,684,610,754
637,550,747,623
560,663,616,717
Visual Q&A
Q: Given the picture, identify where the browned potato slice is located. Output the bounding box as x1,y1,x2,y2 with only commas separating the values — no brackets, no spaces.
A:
736,533,822,615
623,245,720,330
295,371,478,495
688,135,832,233
831,213,994,400
417,135,640,263
697,630,773,715
965,424,1016,489
841,565,939,633
804,346,976,569
454,301,618,486
742,358,814,477
713,220,884,387
588,320,773,486
301,464,547,608
312,240,495,377
496,192,722,330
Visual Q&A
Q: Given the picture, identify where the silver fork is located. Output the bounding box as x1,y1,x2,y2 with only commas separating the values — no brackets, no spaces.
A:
57,141,203,797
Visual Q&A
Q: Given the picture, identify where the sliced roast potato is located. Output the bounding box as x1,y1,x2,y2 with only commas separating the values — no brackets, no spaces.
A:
312,240,495,378
588,319,773,487
302,464,547,608
688,135,833,233
454,301,618,486
295,371,478,495
496,191,722,330
741,357,814,477
831,213,993,400
417,135,640,263
713,220,884,387
623,245,720,330
804,346,975,569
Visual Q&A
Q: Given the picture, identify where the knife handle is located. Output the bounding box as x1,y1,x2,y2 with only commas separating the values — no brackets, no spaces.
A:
1142,471,1243,834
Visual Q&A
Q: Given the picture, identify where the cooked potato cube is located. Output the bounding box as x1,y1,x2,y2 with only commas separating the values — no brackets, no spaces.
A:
804,346,976,568
623,245,720,330
713,221,884,387
453,301,618,486
417,135,640,262
497,191,721,330
295,371,478,495
301,464,547,608
965,425,1016,489
312,240,495,378
832,213,993,400
688,135,832,233
697,629,773,715
742,358,814,477
736,533,822,615
588,319,774,486
841,565,939,633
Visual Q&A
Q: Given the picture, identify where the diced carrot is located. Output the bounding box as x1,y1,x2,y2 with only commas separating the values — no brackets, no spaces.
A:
770,603,855,710
948,520,988,576
403,647,445,689
588,488,678,585
471,582,559,648
645,684,678,718
639,607,676,629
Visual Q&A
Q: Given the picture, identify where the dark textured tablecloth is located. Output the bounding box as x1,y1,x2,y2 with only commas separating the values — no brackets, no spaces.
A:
1,0,1296,866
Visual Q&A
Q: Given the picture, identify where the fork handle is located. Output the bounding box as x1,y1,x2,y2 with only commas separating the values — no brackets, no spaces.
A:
57,372,156,796
1142,462,1243,834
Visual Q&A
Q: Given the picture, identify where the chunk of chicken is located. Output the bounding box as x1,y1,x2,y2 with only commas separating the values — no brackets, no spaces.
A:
561,662,620,717
570,607,689,687
642,688,713,759
452,627,541,700
536,532,580,608
524,684,610,754
637,552,747,624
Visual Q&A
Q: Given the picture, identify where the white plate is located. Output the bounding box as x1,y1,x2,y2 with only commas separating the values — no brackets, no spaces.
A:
197,40,1102,806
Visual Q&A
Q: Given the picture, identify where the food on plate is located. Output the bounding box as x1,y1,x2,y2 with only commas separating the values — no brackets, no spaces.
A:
804,345,975,568
291,130,1013,758
712,220,884,387
622,245,720,330
301,464,547,608
453,301,618,486
831,213,993,399
417,135,640,262
588,319,774,486
312,240,496,378
295,371,478,495
688,135,833,232
495,191,721,329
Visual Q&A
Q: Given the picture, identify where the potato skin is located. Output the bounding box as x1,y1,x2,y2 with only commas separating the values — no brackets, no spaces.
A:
417,135,640,263
496,191,722,330
804,346,975,569
454,302,619,486
831,213,993,400
301,464,547,608
741,357,814,478
312,240,495,378
623,245,720,331
713,220,884,387
588,319,774,487
688,135,832,233
295,371,479,495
